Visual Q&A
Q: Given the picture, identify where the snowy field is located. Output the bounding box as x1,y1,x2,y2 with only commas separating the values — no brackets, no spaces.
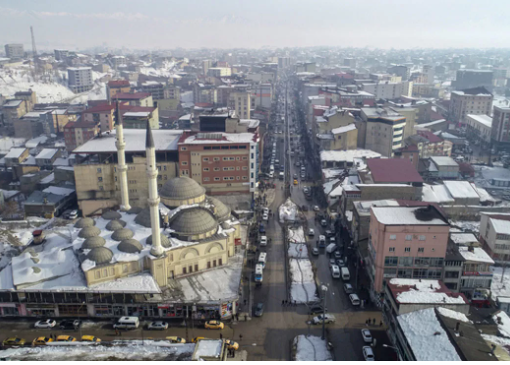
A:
288,242,308,259
0,341,194,361
289,258,317,303
288,226,306,244
293,335,332,361
491,266,510,300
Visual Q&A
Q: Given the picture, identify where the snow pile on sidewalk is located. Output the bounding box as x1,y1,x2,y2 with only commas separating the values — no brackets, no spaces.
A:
293,335,332,361
288,243,308,258
494,311,510,338
0,341,195,361
289,258,317,303
491,266,510,300
288,226,306,244
279,198,298,223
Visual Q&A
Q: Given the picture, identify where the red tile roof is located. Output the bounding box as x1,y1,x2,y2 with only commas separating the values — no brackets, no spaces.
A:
112,92,151,100
367,158,424,183
64,120,99,129
108,80,130,88
418,130,443,143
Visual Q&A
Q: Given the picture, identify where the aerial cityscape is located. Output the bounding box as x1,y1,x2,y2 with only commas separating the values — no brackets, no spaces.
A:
0,0,510,362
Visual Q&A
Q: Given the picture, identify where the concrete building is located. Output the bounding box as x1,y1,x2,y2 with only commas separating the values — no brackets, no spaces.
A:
35,149,61,168
428,156,459,179
278,57,291,69
479,212,510,262
140,81,165,100
491,106,510,151
361,108,407,157
352,199,399,245
367,205,449,292
449,87,493,124
112,92,153,107
453,69,493,92
361,81,413,100
406,130,453,158
122,107,159,130
177,131,259,195
207,67,231,77
387,65,410,80
54,49,68,61
67,67,94,93
2,99,32,124
106,80,131,101
4,44,24,59
229,92,251,119
24,186,76,218
466,114,492,147
64,119,100,152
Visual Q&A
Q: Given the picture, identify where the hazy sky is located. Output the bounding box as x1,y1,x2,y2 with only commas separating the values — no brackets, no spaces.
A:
1,0,509,51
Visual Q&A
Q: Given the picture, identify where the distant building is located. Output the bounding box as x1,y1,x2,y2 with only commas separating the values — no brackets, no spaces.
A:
466,114,492,147
106,80,131,101
229,92,251,119
4,44,24,59
67,67,93,93
479,212,510,262
64,119,100,152
207,67,231,77
361,108,407,157
388,65,410,80
428,156,459,179
407,130,453,158
449,87,493,124
140,81,165,100
491,106,510,151
112,92,153,107
35,149,61,168
54,49,68,61
453,69,493,92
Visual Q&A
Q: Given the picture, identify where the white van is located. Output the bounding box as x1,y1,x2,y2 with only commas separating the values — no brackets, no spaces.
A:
113,316,140,329
326,243,337,254
341,267,350,281
349,294,360,306
331,265,340,279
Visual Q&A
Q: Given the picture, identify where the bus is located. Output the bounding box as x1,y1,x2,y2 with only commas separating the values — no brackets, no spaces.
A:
254,264,264,284
258,252,267,269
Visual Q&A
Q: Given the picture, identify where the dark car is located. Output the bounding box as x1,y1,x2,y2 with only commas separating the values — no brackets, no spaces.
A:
254,303,264,317
259,224,266,234
59,319,81,330
325,230,334,238
309,304,326,315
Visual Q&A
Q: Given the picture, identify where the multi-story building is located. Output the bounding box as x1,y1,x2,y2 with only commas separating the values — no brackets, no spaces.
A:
491,106,510,151
278,57,291,69
177,131,259,195
479,212,510,262
4,44,24,59
67,67,94,93
82,103,116,132
319,86,375,108
367,205,449,292
361,107,407,157
466,114,492,147
387,65,410,80
449,87,493,124
140,81,165,100
229,92,251,119
207,67,231,77
64,119,100,152
106,80,131,101
2,99,31,124
122,107,159,130
110,55,126,68
112,92,153,107
54,49,68,61
453,69,493,92
361,81,413,100
406,130,453,158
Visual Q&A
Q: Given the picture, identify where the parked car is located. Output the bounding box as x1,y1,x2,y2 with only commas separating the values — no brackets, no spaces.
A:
320,219,328,227
59,320,81,330
325,230,333,237
225,339,239,350
312,314,335,324
336,258,345,267
191,337,208,343
147,321,169,330
309,304,326,315
308,228,315,236
313,205,320,212
167,336,186,343
56,335,76,342
343,283,354,294
260,236,268,246
254,303,264,317
2,337,26,348
204,320,224,330
328,258,337,268
259,224,266,233
262,213,269,221
361,329,373,343
32,337,53,346
312,247,319,256
334,251,342,260
362,346,375,361
349,294,361,306
35,319,57,329
81,335,101,342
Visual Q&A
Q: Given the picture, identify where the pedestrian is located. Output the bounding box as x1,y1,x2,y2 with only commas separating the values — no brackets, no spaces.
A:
373,318,376,325
220,333,223,339
119,330,122,336
245,314,248,322
236,313,239,321
294,300,297,307
281,299,284,306
380,320,383,327
244,299,247,305
239,334,243,342
365,319,369,326
50,333,53,339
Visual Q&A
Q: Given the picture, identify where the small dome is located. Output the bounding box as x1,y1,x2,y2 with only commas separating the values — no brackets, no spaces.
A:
146,233,171,248
78,226,101,238
127,206,143,215
106,219,127,231
208,197,231,222
170,207,217,236
160,177,206,202
102,210,122,220
134,208,152,228
111,228,134,241
81,236,106,249
118,239,143,253
74,217,95,228
87,247,113,265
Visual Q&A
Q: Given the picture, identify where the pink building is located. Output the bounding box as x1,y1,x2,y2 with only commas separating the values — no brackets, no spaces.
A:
368,205,450,292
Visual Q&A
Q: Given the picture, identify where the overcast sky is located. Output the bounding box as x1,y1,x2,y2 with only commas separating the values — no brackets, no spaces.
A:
1,0,509,51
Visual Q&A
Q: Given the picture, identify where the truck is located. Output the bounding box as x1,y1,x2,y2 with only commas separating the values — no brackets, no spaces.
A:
254,264,264,285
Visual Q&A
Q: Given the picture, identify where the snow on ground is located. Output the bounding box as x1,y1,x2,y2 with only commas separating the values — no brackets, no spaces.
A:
474,165,510,190
288,242,308,259
494,311,510,338
293,335,332,361
289,258,318,303
482,334,510,354
449,220,481,233
490,267,510,300
0,341,194,361
397,308,462,361
279,198,298,223
288,226,306,244
437,307,472,323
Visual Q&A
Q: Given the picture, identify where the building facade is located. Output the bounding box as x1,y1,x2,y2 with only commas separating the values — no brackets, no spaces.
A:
449,87,493,124
4,44,24,59
492,106,510,151
67,67,94,93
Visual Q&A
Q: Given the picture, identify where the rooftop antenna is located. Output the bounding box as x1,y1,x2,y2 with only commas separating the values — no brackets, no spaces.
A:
30,26,39,81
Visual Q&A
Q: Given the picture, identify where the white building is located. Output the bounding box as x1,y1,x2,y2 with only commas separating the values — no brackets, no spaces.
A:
361,81,413,100
207,67,231,77
480,212,510,262
4,44,24,59
67,67,93,93
466,114,492,145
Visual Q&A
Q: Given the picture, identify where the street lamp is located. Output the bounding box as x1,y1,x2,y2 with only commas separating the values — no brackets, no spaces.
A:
383,344,403,361
321,284,328,340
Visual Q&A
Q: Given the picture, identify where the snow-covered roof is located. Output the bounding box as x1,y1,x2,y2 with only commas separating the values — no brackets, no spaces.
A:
422,184,455,204
443,181,480,200
467,114,492,128
437,307,471,323
25,136,48,148
372,206,447,226
43,186,75,196
181,132,256,145
490,217,510,235
415,119,446,128
39,173,55,185
457,246,494,264
192,339,223,360
320,149,381,163
430,156,458,167
74,129,183,153
331,124,357,134
450,233,478,245
124,111,151,117
4,147,26,159
3,99,22,107
35,148,58,160
389,279,467,304
354,199,399,215
397,308,462,361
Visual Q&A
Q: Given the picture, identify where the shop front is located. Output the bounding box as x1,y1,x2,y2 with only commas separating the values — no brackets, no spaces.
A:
26,304,57,317
58,304,88,317
158,304,185,318
0,303,20,316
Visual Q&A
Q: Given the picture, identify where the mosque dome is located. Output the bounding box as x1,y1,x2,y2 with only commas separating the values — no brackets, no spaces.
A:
207,197,231,222
78,226,101,238
127,206,143,215
111,228,134,241
146,233,172,248
81,236,106,250
106,219,127,231
118,239,143,253
101,210,122,220
74,218,95,229
160,177,206,207
87,247,113,265
134,208,152,228
170,207,217,237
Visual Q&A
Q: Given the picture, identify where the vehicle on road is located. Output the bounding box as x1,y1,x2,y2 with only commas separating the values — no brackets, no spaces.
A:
263,207,269,215
325,230,333,237
66,210,78,220
258,252,267,268
113,316,140,329
262,212,269,221
81,335,101,342
191,337,208,343
225,339,239,350
362,346,375,361
260,235,267,246
341,267,351,281
312,314,336,324
254,303,264,317
343,283,354,294
2,338,25,348
326,243,336,254
268,171,274,178
321,219,328,227
293,179,298,185
59,319,81,330
328,258,336,268
254,264,264,284
32,336,53,346
35,319,56,329
279,172,284,181
309,304,326,315
313,205,320,212
361,329,373,343
312,247,319,256
349,294,361,306
334,251,342,260
259,224,266,233
336,258,345,267
331,264,340,279
167,336,186,343
293,173,298,179
56,335,76,342
147,321,169,330
204,320,224,330
308,228,315,236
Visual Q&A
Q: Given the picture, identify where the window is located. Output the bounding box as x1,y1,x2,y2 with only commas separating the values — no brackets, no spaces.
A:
242,166,248,170
213,157,220,161
242,156,248,160
242,176,247,180
497,234,510,240
223,177,229,181
214,177,220,181
383,268,397,277
389,234,396,240
204,146,211,150
97,168,102,173
98,177,103,182
223,157,229,161
418,248,424,253
203,168,210,172
183,267,187,274
405,235,412,241
181,161,188,165
214,167,220,171
203,157,209,162
419,235,426,241
223,167,229,171
181,147,187,151
194,264,199,272
404,247,411,252
389,247,395,252
384,256,398,266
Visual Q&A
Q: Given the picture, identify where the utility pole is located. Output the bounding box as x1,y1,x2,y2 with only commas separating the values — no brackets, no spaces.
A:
30,26,38,81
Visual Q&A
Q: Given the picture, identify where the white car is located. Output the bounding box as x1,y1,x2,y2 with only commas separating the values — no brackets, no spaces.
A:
308,228,315,236
260,236,267,246
361,329,372,343
66,210,78,219
312,314,335,324
262,213,269,221
263,208,269,215
362,346,375,361
147,321,169,330
34,319,56,329
313,205,320,212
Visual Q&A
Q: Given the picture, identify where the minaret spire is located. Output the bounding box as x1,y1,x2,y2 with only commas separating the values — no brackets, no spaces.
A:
115,101,130,211
146,121,163,256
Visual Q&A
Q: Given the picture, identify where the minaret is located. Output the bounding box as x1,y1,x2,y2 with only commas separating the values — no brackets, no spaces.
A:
115,101,131,211
146,121,163,256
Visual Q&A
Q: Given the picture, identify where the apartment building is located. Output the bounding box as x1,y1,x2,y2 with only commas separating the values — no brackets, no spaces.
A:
453,69,493,92
466,114,492,147
479,212,510,262
54,49,68,61
139,81,165,100
361,107,407,157
4,44,24,59
491,106,510,151
177,131,259,195
367,205,450,292
106,80,131,101
207,67,231,77
64,120,100,152
449,87,493,124
406,130,453,158
229,92,251,119
361,81,413,100
111,92,153,107
67,67,94,93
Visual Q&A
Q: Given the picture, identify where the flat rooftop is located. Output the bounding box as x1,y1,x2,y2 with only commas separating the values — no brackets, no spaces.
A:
388,278,468,305
372,205,448,226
